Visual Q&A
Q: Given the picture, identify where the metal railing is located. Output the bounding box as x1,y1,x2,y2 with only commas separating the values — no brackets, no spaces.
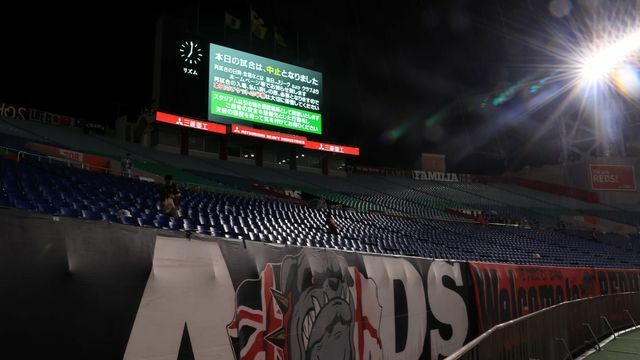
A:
0,145,258,196
2,145,116,174
445,292,640,360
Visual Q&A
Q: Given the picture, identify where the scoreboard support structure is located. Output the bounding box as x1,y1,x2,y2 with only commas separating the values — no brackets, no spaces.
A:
180,130,189,156
219,136,228,160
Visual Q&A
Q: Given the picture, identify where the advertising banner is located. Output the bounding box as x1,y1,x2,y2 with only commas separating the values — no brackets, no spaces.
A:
589,164,637,191
156,111,228,134
421,153,446,173
0,102,77,127
469,262,640,332
126,237,476,360
304,140,360,156
10,209,640,359
26,142,111,171
250,183,308,204
231,124,307,145
412,170,473,183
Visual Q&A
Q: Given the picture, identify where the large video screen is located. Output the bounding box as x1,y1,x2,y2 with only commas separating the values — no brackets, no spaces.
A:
208,44,322,134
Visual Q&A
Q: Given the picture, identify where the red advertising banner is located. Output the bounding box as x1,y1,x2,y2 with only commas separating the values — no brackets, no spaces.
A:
231,124,307,145
250,183,308,205
589,164,636,191
502,176,601,203
27,142,111,172
155,111,227,135
0,102,77,127
304,140,360,156
469,262,640,332
421,153,446,172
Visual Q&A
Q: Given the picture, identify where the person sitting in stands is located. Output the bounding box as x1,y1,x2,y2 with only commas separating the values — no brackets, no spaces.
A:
325,213,339,235
121,153,132,178
159,175,180,217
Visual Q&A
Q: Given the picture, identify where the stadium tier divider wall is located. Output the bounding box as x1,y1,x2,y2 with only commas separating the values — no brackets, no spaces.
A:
2,208,639,359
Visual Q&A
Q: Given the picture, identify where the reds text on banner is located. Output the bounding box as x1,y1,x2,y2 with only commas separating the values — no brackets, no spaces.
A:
10,209,640,359
124,237,476,359
589,164,637,191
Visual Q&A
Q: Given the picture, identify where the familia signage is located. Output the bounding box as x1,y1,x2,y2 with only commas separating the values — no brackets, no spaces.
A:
413,170,471,183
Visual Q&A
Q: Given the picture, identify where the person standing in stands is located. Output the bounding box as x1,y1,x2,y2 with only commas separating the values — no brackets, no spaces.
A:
121,153,133,177
591,227,600,243
159,175,180,217
325,212,339,235
477,212,488,226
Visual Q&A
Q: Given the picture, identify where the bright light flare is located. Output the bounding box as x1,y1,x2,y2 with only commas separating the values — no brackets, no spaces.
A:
613,63,640,98
580,29,640,83
474,1,640,163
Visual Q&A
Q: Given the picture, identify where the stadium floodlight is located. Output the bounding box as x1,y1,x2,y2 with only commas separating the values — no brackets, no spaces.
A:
580,29,640,84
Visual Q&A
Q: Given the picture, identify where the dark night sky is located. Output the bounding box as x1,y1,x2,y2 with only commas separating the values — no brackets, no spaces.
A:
0,0,573,173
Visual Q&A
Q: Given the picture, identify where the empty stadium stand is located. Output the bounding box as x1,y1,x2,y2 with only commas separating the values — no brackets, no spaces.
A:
2,114,640,269
1,153,639,268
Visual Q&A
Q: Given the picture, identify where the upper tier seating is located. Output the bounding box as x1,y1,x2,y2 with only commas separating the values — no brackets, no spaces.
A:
1,115,637,228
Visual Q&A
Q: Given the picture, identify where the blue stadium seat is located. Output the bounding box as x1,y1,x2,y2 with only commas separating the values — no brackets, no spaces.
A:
81,210,101,221
2,152,640,269
13,199,34,211
137,217,155,227
154,218,170,229
37,203,57,214
119,216,137,226
101,213,118,222
60,207,79,218
196,225,211,235
183,219,197,231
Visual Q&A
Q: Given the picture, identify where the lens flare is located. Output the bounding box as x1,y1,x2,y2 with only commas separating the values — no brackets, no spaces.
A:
580,29,640,84
472,0,640,164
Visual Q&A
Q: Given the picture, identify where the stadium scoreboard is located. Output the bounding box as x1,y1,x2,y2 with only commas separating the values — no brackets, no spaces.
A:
208,44,322,135
153,23,357,156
